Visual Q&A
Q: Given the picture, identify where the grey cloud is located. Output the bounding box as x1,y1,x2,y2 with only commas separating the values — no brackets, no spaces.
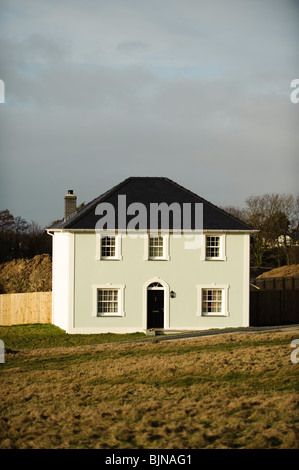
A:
0,0,298,226
116,41,149,54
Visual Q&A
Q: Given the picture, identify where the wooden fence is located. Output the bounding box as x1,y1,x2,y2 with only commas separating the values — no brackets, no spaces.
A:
250,290,299,326
0,292,52,326
251,276,299,291
250,276,299,326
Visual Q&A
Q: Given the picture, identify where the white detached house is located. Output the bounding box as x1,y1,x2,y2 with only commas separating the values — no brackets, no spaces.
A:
47,177,255,334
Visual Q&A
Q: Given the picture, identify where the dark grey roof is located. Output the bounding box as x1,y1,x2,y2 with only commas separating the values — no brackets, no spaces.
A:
47,177,254,231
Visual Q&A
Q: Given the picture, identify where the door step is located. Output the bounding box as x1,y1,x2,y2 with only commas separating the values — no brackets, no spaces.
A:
146,329,191,336
146,329,165,336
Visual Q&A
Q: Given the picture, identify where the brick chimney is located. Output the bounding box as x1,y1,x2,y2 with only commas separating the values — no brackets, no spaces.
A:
64,190,77,221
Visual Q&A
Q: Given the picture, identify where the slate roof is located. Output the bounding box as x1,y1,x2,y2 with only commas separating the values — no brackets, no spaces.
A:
47,177,254,231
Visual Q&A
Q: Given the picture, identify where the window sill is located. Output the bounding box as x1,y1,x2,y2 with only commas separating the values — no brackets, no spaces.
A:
201,313,229,317
145,256,171,261
96,313,125,317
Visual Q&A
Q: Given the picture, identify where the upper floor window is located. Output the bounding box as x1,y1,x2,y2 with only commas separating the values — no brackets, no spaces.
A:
202,234,226,261
145,234,170,260
206,236,220,258
101,236,116,258
96,234,122,260
149,236,164,258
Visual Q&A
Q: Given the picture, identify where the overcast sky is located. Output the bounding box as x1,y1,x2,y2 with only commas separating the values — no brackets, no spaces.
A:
0,0,298,227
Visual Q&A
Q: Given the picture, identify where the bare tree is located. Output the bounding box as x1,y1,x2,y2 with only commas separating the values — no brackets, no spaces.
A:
244,193,298,267
0,210,52,262
0,210,15,261
220,205,246,222
0,209,15,232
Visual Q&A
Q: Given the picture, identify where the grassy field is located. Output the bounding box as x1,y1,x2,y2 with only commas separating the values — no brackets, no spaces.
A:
0,325,298,449
0,323,147,350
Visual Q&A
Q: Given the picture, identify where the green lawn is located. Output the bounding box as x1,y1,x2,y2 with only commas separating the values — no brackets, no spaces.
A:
0,324,146,350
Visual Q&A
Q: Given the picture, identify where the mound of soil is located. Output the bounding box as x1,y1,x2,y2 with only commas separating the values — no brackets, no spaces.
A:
257,264,299,279
0,254,52,294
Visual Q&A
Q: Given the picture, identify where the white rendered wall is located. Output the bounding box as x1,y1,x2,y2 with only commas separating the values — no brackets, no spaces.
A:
70,231,250,334
52,232,74,332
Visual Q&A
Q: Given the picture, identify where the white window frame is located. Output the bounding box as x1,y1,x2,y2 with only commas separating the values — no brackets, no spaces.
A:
96,233,122,260
197,284,229,317
201,234,226,261
144,233,170,261
92,284,125,317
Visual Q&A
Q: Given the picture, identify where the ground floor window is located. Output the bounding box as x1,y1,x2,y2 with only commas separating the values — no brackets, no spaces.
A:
197,285,229,316
202,289,223,313
92,285,125,317
98,289,118,314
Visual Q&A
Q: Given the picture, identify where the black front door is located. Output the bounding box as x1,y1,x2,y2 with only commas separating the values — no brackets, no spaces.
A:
147,289,164,328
